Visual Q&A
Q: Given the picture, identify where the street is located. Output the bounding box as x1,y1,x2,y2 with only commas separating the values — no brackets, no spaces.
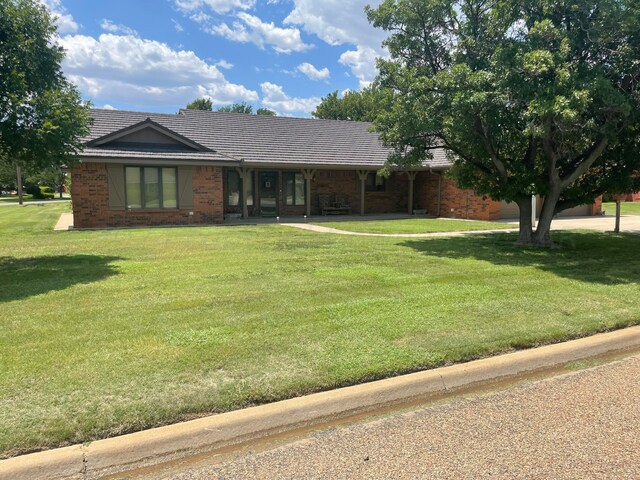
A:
119,353,640,480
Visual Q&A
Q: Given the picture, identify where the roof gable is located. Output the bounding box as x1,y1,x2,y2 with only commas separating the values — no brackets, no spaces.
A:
87,118,211,152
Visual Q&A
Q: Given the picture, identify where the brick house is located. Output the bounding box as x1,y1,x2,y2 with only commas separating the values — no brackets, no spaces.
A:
72,108,601,228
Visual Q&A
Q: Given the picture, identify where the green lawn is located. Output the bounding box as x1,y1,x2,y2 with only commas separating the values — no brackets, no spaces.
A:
0,195,69,203
603,201,640,216
2,205,640,458
313,218,515,234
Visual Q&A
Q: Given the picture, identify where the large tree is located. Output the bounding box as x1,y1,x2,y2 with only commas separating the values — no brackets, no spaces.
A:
186,97,213,111
312,87,388,122
368,0,640,246
1,0,89,202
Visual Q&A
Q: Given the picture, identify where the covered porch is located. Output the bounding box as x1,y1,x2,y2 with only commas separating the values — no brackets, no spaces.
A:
223,167,424,220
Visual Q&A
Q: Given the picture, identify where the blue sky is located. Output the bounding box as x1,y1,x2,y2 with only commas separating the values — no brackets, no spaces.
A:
42,0,387,116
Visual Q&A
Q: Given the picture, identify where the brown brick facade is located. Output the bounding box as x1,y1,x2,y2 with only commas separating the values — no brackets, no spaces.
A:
223,168,411,217
72,162,224,228
415,172,501,220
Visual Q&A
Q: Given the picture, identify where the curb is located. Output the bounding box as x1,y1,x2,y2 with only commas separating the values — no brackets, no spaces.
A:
2,326,639,480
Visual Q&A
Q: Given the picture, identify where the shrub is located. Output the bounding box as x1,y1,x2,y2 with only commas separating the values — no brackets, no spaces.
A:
25,185,44,199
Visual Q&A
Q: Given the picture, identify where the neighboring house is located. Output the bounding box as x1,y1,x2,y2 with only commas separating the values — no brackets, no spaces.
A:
613,193,640,202
72,109,601,228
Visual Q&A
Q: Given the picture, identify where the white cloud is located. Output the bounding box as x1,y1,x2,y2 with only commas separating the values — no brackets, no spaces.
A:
216,59,234,69
260,82,320,115
175,0,255,15
339,46,379,88
60,34,258,107
297,62,330,81
284,0,385,48
102,104,116,110
283,0,387,86
172,19,184,32
40,0,78,33
210,13,313,54
100,19,138,37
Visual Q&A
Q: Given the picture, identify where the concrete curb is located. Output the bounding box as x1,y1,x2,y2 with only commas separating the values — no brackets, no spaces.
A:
2,326,639,480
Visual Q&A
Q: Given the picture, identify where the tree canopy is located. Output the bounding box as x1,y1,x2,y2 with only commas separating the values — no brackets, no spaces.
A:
367,0,640,245
0,0,89,173
216,102,254,114
312,87,387,122
256,107,276,116
185,97,213,111
186,99,276,116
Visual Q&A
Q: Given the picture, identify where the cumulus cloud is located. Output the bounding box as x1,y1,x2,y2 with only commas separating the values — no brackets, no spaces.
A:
260,82,320,115
283,0,387,85
296,62,330,81
100,19,138,36
210,13,313,54
102,104,116,110
284,0,385,48
60,34,258,107
216,59,234,69
40,0,78,33
174,0,255,15
339,46,379,88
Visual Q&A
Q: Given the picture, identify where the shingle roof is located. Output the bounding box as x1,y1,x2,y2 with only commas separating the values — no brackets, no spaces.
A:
82,108,452,170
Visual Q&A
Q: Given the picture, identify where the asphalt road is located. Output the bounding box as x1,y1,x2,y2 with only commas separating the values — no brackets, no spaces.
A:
124,354,640,480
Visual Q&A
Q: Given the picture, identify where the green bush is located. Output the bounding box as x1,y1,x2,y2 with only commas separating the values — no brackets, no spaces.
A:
25,185,44,199
41,186,54,194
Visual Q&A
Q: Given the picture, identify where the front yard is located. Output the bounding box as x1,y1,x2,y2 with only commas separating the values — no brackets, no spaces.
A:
1,204,639,458
313,218,515,234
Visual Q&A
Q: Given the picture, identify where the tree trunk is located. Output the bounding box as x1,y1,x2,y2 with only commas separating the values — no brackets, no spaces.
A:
16,164,24,205
531,192,561,247
614,200,621,233
516,198,533,244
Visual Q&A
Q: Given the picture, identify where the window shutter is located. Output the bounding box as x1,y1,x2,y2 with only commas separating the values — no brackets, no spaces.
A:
178,166,193,209
107,165,126,210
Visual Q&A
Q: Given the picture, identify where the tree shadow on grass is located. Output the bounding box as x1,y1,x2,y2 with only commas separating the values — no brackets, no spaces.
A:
400,231,640,285
0,255,122,302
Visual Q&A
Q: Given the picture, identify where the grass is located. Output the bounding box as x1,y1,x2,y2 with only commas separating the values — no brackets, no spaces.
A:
602,201,640,216
0,195,69,203
313,218,515,234
1,204,640,458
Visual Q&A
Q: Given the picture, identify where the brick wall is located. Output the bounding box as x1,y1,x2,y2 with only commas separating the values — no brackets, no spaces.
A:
414,172,501,221
612,192,640,202
72,162,224,228
222,168,411,216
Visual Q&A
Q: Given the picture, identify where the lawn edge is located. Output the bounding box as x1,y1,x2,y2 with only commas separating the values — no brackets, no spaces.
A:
2,325,639,480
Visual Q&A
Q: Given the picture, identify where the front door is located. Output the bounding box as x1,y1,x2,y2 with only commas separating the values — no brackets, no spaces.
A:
259,172,278,216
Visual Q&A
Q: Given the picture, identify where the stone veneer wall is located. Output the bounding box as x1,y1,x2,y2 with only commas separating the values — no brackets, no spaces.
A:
72,162,223,228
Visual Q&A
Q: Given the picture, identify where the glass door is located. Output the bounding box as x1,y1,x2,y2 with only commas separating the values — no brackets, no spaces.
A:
259,172,278,216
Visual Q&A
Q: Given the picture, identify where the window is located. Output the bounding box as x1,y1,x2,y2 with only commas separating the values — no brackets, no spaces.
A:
365,172,386,192
125,166,178,209
283,172,305,206
226,170,253,206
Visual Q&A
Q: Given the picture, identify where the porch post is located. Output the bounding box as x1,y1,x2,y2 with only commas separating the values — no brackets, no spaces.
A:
407,170,418,215
236,167,253,219
357,170,369,216
301,169,316,217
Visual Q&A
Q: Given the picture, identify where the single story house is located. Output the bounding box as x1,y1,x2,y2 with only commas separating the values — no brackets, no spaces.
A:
72,108,601,228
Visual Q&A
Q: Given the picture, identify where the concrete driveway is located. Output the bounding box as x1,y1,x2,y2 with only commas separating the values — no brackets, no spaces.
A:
547,214,640,233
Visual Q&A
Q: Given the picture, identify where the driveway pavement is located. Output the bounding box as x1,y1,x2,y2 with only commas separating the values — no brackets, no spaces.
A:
132,354,640,480
286,214,640,237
